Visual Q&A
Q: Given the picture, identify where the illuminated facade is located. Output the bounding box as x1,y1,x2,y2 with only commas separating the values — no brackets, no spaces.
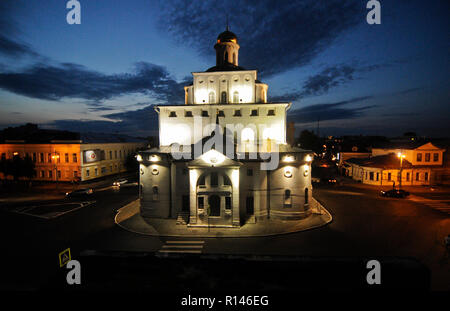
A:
138,29,314,227
0,141,147,182
345,142,447,186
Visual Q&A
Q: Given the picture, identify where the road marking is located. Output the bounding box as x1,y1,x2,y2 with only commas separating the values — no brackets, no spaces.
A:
158,240,205,254
158,249,202,254
165,240,205,244
409,195,450,215
6,201,95,219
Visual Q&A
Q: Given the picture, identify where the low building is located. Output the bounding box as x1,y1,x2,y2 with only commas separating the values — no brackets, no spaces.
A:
345,142,448,186
0,128,148,182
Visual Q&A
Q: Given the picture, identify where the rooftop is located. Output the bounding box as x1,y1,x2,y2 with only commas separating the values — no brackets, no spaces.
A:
346,153,413,169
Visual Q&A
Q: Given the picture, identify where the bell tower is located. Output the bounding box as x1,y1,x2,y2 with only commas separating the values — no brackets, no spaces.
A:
214,26,240,67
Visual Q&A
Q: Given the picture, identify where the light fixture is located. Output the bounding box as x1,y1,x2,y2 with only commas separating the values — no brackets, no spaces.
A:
201,150,225,165
303,165,309,177
136,155,143,162
283,155,295,163
305,155,312,162
284,167,293,178
150,155,160,162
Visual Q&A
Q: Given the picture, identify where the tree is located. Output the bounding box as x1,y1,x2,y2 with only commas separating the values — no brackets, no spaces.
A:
124,153,139,172
21,155,36,183
0,155,35,183
298,130,321,153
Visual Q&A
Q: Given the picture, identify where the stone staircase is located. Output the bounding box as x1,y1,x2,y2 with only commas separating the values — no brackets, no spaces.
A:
176,211,190,225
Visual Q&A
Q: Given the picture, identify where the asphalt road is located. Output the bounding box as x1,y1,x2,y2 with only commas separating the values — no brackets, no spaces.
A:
1,182,449,292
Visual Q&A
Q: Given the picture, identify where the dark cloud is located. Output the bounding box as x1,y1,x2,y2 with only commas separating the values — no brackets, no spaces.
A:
0,62,186,103
270,63,393,102
301,65,355,96
288,96,375,123
50,105,159,137
0,35,39,58
270,64,356,101
157,0,363,77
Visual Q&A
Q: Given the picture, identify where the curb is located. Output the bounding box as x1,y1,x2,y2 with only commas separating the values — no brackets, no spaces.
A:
115,198,333,238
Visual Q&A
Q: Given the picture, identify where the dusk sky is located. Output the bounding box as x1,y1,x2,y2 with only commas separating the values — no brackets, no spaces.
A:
0,0,448,137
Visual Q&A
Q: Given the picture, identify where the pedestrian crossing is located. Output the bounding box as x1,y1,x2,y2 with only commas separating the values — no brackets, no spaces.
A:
409,195,450,215
157,240,205,255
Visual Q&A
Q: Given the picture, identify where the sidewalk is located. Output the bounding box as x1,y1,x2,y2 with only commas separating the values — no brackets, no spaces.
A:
115,198,332,238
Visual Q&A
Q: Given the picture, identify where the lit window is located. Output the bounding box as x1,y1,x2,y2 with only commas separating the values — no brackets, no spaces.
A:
233,91,239,103
208,92,215,104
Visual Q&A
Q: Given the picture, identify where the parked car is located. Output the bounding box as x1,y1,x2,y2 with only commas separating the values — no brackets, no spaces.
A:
113,178,128,186
65,188,94,198
380,189,410,198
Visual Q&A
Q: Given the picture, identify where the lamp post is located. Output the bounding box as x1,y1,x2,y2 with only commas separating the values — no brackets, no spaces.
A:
397,152,405,189
51,152,60,192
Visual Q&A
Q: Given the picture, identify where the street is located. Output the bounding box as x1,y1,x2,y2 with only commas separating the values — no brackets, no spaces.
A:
0,181,449,291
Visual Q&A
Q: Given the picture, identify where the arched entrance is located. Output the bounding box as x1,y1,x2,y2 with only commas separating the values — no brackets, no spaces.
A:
208,195,221,216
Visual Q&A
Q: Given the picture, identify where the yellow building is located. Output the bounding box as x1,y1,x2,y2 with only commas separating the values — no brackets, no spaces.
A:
345,142,447,186
0,140,147,182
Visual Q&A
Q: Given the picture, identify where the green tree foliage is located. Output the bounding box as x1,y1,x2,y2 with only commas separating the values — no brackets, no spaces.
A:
0,155,36,181
298,130,322,153
124,153,139,172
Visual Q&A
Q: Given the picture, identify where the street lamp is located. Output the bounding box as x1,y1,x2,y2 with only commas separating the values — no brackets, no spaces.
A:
397,152,405,189
51,152,60,191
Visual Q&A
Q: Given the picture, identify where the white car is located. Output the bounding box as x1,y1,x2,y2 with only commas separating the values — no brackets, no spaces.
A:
113,179,128,186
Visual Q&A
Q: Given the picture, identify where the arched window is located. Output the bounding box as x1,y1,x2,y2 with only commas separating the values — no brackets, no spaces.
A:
211,172,218,187
208,92,215,104
221,91,227,103
152,186,159,201
305,188,309,205
284,189,292,208
233,91,239,103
